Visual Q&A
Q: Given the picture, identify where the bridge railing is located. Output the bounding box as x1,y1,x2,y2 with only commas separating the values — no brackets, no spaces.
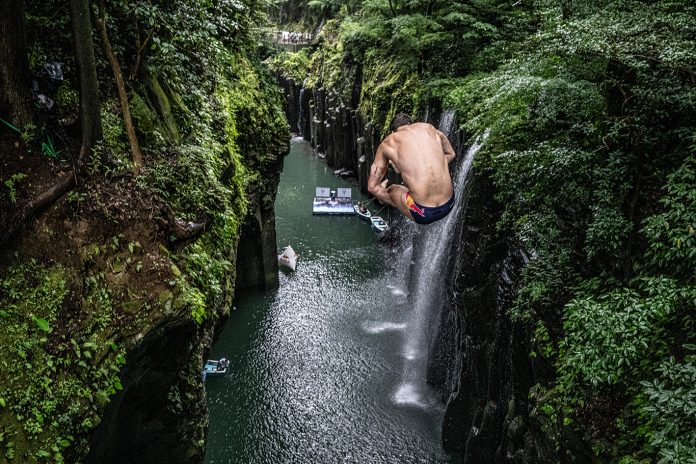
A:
267,30,314,45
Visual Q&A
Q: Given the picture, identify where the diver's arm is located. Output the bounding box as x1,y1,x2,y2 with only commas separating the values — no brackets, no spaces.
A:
438,130,456,164
368,145,391,204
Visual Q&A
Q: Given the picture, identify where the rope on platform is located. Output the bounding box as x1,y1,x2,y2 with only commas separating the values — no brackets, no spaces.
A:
373,204,388,216
354,196,378,207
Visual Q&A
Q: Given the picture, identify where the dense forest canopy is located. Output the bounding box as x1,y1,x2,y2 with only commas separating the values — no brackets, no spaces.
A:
268,0,696,462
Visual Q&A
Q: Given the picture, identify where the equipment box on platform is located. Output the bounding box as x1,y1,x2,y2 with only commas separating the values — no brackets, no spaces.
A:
313,187,356,215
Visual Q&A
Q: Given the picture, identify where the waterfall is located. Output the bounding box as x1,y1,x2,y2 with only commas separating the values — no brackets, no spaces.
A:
438,109,461,156
423,106,431,125
438,109,456,139
298,87,306,136
393,127,489,408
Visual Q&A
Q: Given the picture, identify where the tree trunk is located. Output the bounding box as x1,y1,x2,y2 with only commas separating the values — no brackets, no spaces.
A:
95,0,143,176
69,0,102,163
0,0,32,128
130,29,153,82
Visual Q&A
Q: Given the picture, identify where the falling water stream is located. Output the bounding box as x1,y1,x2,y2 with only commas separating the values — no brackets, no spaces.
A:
393,114,483,408
203,130,480,463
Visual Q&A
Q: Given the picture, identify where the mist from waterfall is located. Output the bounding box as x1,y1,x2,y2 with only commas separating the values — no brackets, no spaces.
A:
393,115,488,408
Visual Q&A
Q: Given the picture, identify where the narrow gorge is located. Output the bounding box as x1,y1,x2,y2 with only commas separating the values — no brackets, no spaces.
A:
1,1,694,463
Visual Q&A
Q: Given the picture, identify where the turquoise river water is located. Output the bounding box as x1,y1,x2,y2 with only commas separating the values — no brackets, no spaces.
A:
203,138,464,464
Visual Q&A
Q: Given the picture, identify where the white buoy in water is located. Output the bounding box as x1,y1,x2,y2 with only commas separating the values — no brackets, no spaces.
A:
278,245,298,271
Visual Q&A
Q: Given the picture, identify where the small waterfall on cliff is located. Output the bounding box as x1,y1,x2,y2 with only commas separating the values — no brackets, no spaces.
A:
439,109,456,138
393,122,488,408
298,87,306,136
437,109,462,155
423,106,431,125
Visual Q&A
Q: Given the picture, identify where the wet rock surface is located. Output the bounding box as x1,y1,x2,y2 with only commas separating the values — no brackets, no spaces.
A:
276,75,379,193
86,319,207,464
434,170,592,463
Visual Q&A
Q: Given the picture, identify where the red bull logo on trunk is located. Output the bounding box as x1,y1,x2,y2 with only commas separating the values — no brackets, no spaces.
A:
405,193,425,218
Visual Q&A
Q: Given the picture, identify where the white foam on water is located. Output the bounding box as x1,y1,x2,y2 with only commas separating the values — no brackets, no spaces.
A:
362,322,407,334
389,287,406,297
392,382,432,409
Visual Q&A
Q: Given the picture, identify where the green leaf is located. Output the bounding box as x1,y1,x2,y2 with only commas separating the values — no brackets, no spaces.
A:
33,316,50,332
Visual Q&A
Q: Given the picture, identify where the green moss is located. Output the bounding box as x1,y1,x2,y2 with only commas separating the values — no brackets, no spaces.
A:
359,51,419,136
149,77,181,143
265,49,311,82
0,259,126,463
144,52,288,325
271,17,420,137
129,91,158,136
54,81,79,120
95,107,130,168
6,0,290,461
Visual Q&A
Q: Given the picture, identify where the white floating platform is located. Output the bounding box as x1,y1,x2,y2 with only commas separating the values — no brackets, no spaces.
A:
313,187,356,215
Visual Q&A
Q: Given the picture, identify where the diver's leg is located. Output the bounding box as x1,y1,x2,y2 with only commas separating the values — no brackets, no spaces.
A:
386,184,414,221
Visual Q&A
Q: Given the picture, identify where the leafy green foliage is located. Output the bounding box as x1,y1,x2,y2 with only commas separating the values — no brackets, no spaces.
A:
268,0,361,27
0,261,126,463
265,49,311,82
271,0,535,134
4,173,28,204
7,0,289,462
642,348,696,463
144,51,288,322
642,156,696,278
440,1,696,459
561,278,686,387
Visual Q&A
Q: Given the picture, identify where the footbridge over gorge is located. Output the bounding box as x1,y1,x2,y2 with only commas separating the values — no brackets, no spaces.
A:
268,30,315,51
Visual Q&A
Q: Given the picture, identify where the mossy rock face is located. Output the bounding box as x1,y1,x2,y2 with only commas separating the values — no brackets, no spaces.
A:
149,77,181,143
167,89,191,116
121,299,142,314
0,259,129,464
129,91,158,136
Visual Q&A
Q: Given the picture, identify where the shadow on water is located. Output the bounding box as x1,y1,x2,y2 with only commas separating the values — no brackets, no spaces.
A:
204,138,465,463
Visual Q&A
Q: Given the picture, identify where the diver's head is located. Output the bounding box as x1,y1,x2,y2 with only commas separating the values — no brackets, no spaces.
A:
390,113,413,132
